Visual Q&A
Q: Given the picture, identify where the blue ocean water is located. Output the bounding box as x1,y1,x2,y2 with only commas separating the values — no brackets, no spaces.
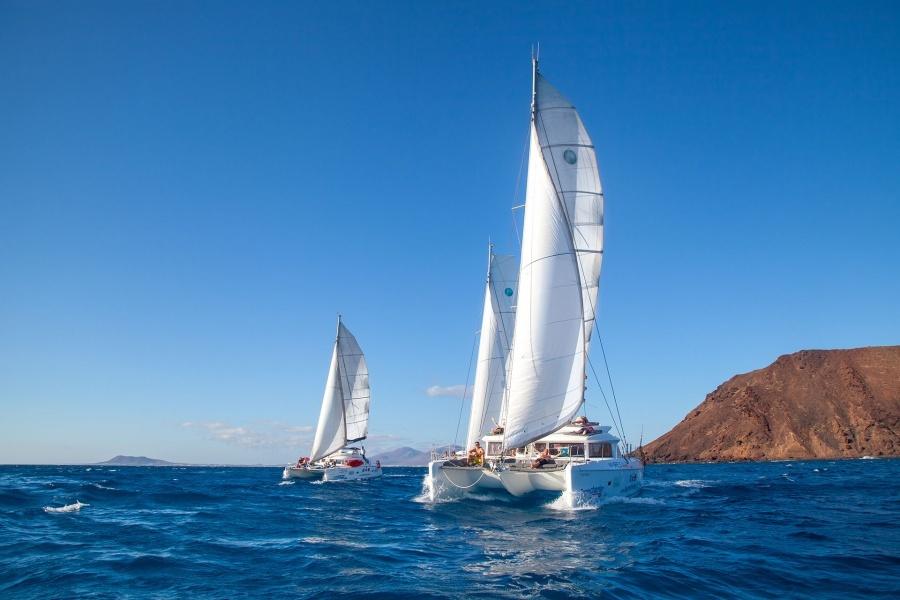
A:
1,460,898,598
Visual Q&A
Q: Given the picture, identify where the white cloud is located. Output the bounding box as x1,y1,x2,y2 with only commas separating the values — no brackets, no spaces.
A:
181,420,313,450
425,384,470,398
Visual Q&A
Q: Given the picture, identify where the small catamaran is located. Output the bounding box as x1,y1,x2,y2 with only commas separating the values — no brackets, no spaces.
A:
283,316,382,482
427,56,643,502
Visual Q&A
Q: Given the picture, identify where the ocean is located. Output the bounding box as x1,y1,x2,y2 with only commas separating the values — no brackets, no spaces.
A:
1,459,898,598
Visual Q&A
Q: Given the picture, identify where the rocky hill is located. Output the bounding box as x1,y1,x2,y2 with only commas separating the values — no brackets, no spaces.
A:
642,346,900,463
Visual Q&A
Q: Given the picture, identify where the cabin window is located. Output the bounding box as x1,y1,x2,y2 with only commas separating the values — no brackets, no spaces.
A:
505,447,517,457
570,444,585,457
589,443,613,458
487,442,502,456
533,442,547,453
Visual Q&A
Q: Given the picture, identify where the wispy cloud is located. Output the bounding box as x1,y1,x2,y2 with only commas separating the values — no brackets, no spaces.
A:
181,420,313,449
425,384,470,398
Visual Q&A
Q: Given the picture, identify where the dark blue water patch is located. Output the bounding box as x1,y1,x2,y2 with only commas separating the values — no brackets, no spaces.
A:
0,460,898,598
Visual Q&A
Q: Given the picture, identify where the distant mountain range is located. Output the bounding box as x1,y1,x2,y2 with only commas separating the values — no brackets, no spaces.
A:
370,446,461,466
94,455,182,466
642,346,900,463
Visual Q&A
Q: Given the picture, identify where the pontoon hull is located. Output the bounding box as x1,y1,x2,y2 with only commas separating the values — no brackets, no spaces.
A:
425,461,503,501
322,464,382,482
498,459,643,497
282,466,324,480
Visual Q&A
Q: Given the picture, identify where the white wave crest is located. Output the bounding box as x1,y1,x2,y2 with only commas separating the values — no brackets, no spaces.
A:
674,479,711,488
44,500,89,513
90,483,116,490
278,481,295,486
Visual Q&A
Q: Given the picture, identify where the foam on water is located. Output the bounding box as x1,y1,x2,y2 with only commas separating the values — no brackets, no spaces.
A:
277,481,294,486
43,500,89,513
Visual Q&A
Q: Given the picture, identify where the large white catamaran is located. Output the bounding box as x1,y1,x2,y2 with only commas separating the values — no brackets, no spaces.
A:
427,57,643,502
283,316,382,482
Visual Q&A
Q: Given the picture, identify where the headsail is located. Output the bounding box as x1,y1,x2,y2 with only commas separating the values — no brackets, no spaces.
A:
309,318,371,462
465,250,518,450
503,62,604,450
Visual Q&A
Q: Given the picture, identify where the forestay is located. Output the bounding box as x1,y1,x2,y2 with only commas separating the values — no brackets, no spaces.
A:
465,251,518,451
503,67,604,450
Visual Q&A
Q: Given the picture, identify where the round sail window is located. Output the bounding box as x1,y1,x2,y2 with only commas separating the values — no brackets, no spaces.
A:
563,149,577,164
504,287,514,297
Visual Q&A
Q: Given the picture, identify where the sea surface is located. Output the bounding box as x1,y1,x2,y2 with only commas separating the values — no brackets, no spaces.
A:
1,459,898,599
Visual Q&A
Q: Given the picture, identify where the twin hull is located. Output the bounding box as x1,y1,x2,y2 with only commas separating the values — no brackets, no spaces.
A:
282,464,382,482
427,459,643,501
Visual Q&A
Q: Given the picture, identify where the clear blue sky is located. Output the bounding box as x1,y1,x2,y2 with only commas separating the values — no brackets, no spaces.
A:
1,1,898,464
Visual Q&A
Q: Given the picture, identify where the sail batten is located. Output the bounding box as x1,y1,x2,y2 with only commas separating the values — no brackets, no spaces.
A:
502,67,604,450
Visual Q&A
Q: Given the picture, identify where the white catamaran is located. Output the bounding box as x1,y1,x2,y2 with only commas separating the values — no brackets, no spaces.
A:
283,316,382,482
426,57,643,502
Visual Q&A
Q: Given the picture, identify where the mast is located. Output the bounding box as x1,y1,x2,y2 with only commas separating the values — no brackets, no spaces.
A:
336,314,349,444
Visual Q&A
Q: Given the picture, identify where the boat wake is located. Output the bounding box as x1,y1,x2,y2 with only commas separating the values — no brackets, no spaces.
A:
44,500,89,513
277,481,295,486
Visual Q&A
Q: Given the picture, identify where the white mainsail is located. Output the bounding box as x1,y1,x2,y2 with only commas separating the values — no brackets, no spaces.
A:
503,62,604,450
309,318,371,462
465,250,518,451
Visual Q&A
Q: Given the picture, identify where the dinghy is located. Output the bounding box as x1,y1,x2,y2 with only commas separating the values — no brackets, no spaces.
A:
283,316,382,482
427,56,643,502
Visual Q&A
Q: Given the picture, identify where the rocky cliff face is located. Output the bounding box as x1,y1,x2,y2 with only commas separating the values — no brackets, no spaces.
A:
642,346,900,463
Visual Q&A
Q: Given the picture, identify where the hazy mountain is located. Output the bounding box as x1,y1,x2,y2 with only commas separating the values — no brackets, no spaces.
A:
371,445,462,466
95,455,180,466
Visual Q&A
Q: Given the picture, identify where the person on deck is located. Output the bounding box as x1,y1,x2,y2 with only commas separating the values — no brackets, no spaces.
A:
468,441,485,467
531,448,555,469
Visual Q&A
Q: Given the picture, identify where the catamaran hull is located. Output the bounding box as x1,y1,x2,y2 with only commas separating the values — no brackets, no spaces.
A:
282,466,324,480
498,459,644,497
322,465,382,482
425,461,503,501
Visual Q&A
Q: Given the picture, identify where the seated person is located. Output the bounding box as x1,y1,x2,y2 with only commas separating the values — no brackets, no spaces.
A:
467,441,485,466
531,448,555,469
491,424,504,435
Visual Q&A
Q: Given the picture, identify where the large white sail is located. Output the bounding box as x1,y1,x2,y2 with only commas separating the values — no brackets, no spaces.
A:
465,251,518,450
309,319,371,462
503,65,604,450
309,344,345,462
336,321,370,443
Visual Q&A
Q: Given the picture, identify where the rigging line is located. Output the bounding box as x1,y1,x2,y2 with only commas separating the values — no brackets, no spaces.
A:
585,353,626,445
453,330,480,450
511,122,530,248
597,335,626,448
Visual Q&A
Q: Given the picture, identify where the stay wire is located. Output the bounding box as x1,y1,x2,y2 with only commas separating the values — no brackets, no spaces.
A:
453,331,480,450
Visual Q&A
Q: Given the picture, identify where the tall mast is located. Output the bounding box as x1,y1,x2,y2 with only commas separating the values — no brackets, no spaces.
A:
531,52,538,122
336,313,349,443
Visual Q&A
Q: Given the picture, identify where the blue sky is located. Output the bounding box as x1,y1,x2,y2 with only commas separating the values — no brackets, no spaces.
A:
1,1,898,464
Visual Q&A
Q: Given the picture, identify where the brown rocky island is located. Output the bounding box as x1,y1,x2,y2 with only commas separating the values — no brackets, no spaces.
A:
642,346,900,463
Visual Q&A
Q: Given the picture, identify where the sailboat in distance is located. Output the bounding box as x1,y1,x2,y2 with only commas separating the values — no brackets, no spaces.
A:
426,56,643,502
283,316,382,482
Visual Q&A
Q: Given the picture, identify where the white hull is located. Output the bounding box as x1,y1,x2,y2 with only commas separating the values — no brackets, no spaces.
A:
426,458,642,501
498,458,643,497
323,464,382,482
282,466,324,480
